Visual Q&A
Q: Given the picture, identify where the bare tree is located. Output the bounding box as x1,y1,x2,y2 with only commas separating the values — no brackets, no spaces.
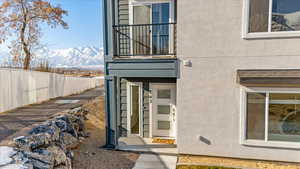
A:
35,58,52,72
0,0,68,69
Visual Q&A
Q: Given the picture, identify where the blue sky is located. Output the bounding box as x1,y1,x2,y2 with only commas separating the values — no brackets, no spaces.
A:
0,0,103,52
41,0,103,49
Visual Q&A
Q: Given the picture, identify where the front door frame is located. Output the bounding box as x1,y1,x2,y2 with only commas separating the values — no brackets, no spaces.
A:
149,83,177,139
127,82,143,136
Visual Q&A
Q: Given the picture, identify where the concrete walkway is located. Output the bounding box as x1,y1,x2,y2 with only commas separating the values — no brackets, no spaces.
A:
0,88,103,143
119,136,178,155
133,154,177,169
118,136,178,169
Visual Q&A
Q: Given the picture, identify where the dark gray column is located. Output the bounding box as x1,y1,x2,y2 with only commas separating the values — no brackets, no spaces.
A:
104,76,118,148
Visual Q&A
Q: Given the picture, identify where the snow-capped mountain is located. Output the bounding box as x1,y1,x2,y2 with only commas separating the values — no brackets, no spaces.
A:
37,46,104,69
0,46,104,70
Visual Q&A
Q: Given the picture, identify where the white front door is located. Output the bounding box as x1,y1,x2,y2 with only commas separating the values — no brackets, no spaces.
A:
151,83,176,138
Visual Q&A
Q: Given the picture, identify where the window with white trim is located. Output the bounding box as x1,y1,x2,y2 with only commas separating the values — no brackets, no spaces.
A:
245,0,300,37
245,91,300,143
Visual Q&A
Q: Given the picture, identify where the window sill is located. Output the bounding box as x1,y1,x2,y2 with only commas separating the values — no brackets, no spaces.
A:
241,139,300,149
242,31,300,39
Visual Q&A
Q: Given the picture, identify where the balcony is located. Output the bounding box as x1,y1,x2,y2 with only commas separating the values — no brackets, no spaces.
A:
113,23,176,58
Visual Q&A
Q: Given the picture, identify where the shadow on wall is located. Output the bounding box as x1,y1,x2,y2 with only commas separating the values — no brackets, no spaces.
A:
0,68,104,113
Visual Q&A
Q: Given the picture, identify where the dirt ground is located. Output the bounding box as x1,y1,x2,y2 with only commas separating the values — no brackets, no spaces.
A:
178,155,300,169
72,97,139,169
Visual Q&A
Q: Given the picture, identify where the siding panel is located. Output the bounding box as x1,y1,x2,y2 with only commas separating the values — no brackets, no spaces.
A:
119,78,128,137
143,82,150,138
118,0,129,25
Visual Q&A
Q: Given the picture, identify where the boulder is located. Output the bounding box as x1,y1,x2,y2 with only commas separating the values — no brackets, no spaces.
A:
0,164,32,169
29,122,60,142
68,116,86,137
46,146,67,166
69,107,88,119
0,146,16,167
12,150,53,169
54,157,72,169
54,115,78,138
60,133,79,149
4,106,90,169
14,133,52,151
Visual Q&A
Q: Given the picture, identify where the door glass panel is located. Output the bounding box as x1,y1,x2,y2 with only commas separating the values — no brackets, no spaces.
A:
131,86,140,134
158,105,171,114
158,121,170,130
157,89,171,99
152,3,170,55
133,5,151,55
134,5,151,24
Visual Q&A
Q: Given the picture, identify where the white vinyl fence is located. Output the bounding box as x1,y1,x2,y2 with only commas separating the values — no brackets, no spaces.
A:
0,69,104,113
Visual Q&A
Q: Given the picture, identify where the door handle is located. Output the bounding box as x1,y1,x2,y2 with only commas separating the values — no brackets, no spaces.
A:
171,104,176,121
172,112,175,121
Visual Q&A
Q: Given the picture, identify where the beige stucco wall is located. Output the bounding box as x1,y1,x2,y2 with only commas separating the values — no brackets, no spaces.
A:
177,0,300,162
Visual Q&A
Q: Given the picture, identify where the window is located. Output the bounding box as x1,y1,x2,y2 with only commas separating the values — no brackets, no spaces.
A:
157,120,170,130
157,105,171,114
242,89,300,148
268,93,300,142
244,0,300,38
246,93,266,140
157,89,171,99
248,0,269,33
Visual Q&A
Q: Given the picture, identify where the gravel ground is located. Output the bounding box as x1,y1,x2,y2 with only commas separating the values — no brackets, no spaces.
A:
72,97,139,169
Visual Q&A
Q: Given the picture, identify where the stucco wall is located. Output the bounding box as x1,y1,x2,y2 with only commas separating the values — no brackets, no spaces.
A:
0,69,103,113
177,0,300,162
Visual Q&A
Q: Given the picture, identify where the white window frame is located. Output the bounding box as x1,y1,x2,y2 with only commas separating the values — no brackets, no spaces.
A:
128,0,175,56
242,0,300,39
240,87,300,149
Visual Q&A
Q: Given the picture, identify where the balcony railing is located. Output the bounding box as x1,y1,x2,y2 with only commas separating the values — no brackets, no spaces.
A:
113,23,176,58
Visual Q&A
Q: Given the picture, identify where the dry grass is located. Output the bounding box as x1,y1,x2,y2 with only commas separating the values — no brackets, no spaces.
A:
177,166,239,169
178,155,300,169
72,97,139,169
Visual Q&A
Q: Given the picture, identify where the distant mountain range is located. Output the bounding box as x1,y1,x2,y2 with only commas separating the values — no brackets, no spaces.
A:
0,46,104,70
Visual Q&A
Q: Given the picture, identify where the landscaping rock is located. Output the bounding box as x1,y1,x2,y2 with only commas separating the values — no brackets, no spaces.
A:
69,107,88,119
29,122,60,141
14,133,53,151
46,146,67,166
60,133,78,149
1,107,88,169
53,119,69,133
55,115,78,138
0,164,31,169
0,146,16,167
26,151,54,169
